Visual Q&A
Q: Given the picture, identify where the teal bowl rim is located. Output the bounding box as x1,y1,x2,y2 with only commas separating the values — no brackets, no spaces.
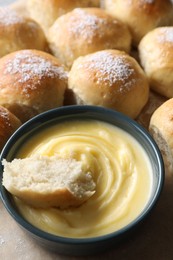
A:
0,105,165,246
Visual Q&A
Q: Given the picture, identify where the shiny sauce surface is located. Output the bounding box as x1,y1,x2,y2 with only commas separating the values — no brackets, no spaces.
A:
15,120,153,238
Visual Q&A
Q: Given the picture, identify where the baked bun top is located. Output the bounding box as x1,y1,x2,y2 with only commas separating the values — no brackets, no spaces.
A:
68,49,149,119
0,106,21,151
0,7,48,58
139,27,173,98
0,49,68,122
102,0,173,46
48,8,132,68
27,0,101,33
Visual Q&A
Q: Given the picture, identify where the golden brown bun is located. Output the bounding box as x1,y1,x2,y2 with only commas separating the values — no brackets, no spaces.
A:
67,49,149,119
149,98,173,173
0,106,21,151
101,0,173,46
48,8,132,68
0,49,68,122
139,27,173,98
0,7,48,58
27,0,101,34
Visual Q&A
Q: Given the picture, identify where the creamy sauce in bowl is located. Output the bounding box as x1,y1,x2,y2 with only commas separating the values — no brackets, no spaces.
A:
14,119,153,238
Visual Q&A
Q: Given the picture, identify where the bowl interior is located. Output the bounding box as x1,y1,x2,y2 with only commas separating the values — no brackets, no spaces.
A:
0,106,164,254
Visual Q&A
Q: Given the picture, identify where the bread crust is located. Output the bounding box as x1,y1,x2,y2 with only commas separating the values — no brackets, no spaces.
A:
27,0,101,34
0,7,48,57
149,98,173,173
0,49,68,122
139,27,173,98
0,106,21,151
68,49,149,119
48,8,132,68
102,0,173,46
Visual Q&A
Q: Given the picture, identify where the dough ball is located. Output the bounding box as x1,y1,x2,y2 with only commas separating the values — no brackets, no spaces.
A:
139,27,173,98
0,49,68,122
67,49,149,119
48,8,132,68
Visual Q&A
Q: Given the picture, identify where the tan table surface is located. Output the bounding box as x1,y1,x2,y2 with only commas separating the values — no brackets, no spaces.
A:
1,0,173,259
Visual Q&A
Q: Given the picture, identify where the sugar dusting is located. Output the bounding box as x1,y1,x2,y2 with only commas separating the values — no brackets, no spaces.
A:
0,7,23,25
68,8,108,43
78,51,135,91
0,107,11,127
4,50,67,96
157,28,173,43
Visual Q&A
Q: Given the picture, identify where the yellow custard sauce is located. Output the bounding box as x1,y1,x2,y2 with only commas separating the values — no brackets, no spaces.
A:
14,119,153,238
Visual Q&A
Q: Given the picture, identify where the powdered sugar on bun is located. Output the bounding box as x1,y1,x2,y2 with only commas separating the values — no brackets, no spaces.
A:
77,51,135,89
0,7,48,58
68,49,149,119
0,50,68,122
48,8,131,68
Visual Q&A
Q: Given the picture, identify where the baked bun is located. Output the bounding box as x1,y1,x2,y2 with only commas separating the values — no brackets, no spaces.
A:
48,8,132,68
0,49,68,122
0,7,48,58
139,27,173,98
2,155,96,209
149,98,173,173
101,0,173,46
67,49,149,119
27,0,101,34
0,106,21,151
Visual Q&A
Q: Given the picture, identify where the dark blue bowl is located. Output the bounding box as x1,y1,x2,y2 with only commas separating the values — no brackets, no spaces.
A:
0,106,164,256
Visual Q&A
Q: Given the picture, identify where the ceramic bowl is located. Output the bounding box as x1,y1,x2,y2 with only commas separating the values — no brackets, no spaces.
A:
0,106,164,256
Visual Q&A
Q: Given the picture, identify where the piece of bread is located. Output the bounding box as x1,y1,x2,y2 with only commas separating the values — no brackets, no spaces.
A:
101,0,173,46
0,106,21,151
48,8,132,68
149,98,173,174
27,0,101,34
0,7,48,58
67,49,149,119
0,49,68,122
2,155,96,209
139,27,173,98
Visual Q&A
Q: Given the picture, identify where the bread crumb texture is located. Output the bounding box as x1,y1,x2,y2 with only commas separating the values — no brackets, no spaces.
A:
2,155,96,209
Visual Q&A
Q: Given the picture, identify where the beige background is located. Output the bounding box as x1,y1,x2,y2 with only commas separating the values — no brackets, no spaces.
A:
1,0,173,259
